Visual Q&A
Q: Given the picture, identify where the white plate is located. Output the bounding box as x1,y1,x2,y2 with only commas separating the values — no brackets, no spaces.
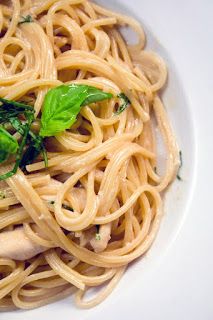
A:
2,0,213,319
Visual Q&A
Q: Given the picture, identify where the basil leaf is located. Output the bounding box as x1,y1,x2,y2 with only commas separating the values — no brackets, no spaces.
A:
81,86,113,106
40,85,88,137
0,150,9,163
0,127,18,163
40,84,113,137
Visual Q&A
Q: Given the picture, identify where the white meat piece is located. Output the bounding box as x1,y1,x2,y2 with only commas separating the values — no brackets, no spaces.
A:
90,223,111,253
0,227,48,261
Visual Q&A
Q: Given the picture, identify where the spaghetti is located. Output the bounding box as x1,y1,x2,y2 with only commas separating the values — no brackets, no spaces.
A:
0,0,179,311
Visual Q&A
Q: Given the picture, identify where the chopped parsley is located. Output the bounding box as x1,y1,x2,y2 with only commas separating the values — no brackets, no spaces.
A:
177,150,183,181
0,190,6,199
115,93,131,115
49,200,73,211
95,233,101,241
62,204,73,212
18,15,33,25
95,225,101,240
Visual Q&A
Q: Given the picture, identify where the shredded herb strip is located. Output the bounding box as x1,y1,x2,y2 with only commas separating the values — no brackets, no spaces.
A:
18,15,33,25
0,98,46,181
49,201,73,212
115,93,131,115
95,225,101,240
0,98,34,123
62,204,73,212
95,233,101,241
0,190,6,199
177,151,183,181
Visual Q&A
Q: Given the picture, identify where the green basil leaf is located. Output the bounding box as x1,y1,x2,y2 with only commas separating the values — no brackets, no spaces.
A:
0,127,18,163
40,84,113,137
40,85,88,137
81,86,113,106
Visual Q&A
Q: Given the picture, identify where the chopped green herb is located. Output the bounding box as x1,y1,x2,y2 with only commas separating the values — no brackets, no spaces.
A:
95,225,101,240
179,151,183,167
62,204,73,212
154,166,157,174
20,132,46,169
176,151,183,181
95,233,101,241
114,93,131,115
49,200,73,211
0,190,6,199
18,15,33,25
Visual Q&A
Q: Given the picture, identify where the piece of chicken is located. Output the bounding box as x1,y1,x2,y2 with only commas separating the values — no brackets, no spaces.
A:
74,223,112,253
0,227,49,261
90,223,112,253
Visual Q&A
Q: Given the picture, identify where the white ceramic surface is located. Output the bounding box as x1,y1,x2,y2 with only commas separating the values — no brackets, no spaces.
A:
2,0,213,319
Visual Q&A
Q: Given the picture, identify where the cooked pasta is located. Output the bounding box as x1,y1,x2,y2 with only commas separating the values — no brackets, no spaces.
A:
0,0,179,311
